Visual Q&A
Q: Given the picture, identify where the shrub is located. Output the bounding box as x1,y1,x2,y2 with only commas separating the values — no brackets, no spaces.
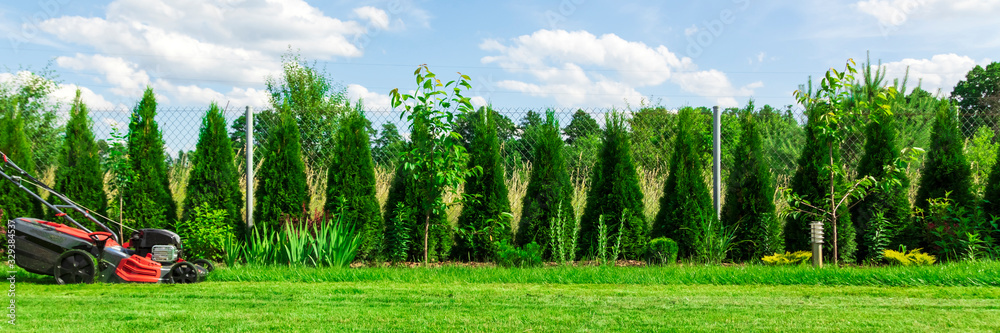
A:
182,103,243,239
0,105,42,219
916,194,1000,261
883,248,936,266
325,108,383,261
242,206,361,267
380,154,451,262
494,240,543,268
125,87,176,229
646,237,678,265
761,251,812,265
578,111,647,260
176,203,233,261
254,109,309,231
454,107,513,261
916,100,974,210
654,107,713,259
516,111,575,259
53,90,108,226
383,201,413,263
720,104,782,262
852,108,911,263
784,103,856,262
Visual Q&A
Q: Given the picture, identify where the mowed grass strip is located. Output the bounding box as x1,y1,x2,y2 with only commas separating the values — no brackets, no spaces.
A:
206,261,1000,287
12,281,1000,332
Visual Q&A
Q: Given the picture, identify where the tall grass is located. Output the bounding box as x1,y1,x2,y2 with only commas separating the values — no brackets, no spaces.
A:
506,164,531,235
637,166,666,225
240,208,360,268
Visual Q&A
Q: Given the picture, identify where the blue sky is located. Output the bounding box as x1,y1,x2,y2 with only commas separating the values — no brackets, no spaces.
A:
1,0,996,111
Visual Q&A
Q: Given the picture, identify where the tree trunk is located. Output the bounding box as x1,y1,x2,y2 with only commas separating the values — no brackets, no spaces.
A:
424,212,430,267
829,142,838,264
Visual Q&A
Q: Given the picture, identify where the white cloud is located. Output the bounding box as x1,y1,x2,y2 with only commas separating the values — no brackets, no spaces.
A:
880,53,982,96
480,29,757,107
854,0,1000,27
51,84,120,110
684,25,699,37
57,54,150,97
346,84,391,109
354,6,390,30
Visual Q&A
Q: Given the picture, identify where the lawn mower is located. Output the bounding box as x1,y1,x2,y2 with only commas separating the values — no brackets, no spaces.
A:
1,151,212,284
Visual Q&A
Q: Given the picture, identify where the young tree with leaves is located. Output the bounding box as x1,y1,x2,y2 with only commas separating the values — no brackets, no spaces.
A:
916,100,975,210
578,111,647,260
182,102,243,236
54,90,108,226
453,107,512,261
389,65,478,265
325,108,383,260
720,103,781,261
850,63,912,263
254,107,310,230
653,107,714,259
516,111,576,259
125,87,176,229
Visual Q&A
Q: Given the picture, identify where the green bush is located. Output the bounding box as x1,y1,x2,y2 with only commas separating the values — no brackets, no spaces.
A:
917,194,1000,261
326,108,383,261
852,108,911,263
494,240,543,268
516,111,575,259
182,103,243,239
176,203,233,261
0,105,42,219
454,107,513,261
380,142,451,262
578,111,647,260
721,105,782,262
784,104,856,262
916,100,974,210
646,237,678,265
653,107,713,259
125,87,176,229
53,91,108,226
254,109,309,230
242,207,361,267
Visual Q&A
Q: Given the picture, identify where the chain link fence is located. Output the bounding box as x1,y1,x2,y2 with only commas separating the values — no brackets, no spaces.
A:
63,104,1000,228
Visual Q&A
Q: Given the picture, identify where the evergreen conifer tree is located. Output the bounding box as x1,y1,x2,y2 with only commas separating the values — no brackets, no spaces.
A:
125,87,176,229
516,111,575,259
653,107,715,258
325,108,383,260
54,90,108,227
916,100,974,210
254,108,309,229
182,102,243,236
720,105,781,261
453,107,512,261
0,105,42,219
852,108,911,262
578,112,647,259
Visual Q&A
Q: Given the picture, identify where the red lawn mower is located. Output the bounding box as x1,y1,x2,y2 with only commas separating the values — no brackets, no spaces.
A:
2,151,212,284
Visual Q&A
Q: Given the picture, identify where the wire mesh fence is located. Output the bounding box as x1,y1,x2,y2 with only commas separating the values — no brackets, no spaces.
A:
55,104,1000,227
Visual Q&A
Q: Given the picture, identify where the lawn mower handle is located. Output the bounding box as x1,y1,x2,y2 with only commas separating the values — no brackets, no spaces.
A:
0,151,120,244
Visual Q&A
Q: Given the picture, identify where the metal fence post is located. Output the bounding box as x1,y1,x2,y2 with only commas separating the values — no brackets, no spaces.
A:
713,105,721,218
245,105,254,229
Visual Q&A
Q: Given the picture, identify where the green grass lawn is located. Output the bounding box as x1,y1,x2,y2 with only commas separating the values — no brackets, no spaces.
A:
9,263,1000,332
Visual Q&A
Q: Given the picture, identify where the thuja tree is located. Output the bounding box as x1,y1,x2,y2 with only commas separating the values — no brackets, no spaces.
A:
850,63,912,263
182,102,243,236
125,87,176,229
916,100,975,209
54,90,108,226
0,105,42,219
453,107,512,261
720,103,782,261
578,111,647,260
254,107,309,230
389,65,478,265
325,108,383,260
516,111,575,259
653,106,713,258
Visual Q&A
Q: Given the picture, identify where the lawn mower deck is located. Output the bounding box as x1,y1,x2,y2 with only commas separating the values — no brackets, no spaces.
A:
2,151,211,284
